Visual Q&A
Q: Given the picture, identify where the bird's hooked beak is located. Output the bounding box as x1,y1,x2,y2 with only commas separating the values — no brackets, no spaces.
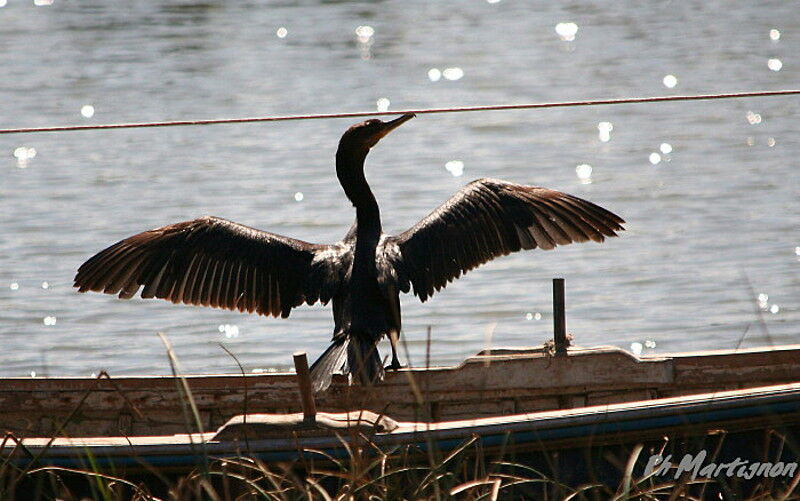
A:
372,113,415,142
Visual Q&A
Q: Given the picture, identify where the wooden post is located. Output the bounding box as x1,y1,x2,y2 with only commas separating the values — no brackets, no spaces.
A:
553,278,567,356
293,351,317,424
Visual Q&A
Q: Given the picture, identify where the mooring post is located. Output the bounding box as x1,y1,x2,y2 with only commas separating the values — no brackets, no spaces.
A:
293,351,317,424
553,278,567,356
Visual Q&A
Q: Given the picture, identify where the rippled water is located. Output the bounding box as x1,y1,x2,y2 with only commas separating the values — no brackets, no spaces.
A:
1,1,798,376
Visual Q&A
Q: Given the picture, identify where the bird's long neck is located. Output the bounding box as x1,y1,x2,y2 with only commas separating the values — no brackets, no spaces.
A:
336,147,382,237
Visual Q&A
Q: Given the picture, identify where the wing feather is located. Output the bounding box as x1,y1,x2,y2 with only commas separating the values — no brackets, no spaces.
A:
74,216,351,318
383,179,624,302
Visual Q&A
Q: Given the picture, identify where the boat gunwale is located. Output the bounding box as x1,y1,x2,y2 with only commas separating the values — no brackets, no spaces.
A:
8,381,800,464
6,343,798,386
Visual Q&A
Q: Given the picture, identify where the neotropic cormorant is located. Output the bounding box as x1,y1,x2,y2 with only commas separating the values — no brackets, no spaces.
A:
74,114,625,391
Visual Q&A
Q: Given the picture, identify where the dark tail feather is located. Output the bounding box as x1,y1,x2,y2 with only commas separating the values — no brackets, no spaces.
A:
347,335,384,387
310,335,385,393
310,339,349,393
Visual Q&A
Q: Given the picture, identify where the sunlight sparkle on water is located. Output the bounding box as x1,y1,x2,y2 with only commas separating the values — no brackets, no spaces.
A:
630,342,643,356
767,137,776,147
276,27,288,39
445,160,464,177
0,1,7,8
376,97,390,112
597,122,613,142
442,67,464,81
218,324,239,338
355,25,374,44
525,312,542,321
758,293,769,310
660,143,672,154
555,22,578,42
294,192,304,202
41,281,49,289
34,0,54,5
767,58,783,71
662,74,678,88
43,316,57,326
9,282,19,291
427,68,442,82
649,152,661,165
13,146,37,168
487,0,501,3
770,29,781,41
644,339,657,349
252,367,279,374
14,147,37,159
770,304,780,314
80,105,95,118
746,111,762,125
575,164,592,184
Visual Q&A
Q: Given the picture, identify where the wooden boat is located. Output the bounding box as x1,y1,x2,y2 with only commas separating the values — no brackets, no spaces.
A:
2,343,800,439
3,342,800,496
5,380,800,471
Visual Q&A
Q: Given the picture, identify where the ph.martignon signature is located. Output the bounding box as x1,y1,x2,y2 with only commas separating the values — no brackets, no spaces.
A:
645,450,798,481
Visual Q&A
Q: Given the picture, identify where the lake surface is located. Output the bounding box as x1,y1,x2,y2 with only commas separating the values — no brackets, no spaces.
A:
1,1,798,377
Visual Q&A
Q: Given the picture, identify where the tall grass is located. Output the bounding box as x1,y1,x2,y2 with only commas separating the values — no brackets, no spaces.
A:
3,425,800,500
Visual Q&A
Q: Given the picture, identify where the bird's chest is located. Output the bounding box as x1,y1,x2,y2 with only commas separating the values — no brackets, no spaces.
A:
335,266,388,329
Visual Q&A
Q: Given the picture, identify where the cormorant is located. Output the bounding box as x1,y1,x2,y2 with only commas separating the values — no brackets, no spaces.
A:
73,114,625,391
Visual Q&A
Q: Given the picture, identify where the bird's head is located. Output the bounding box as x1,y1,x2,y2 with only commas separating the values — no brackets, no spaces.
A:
338,113,415,153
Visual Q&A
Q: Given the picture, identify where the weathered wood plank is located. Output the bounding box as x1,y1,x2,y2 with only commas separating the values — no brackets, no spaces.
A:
1,344,798,437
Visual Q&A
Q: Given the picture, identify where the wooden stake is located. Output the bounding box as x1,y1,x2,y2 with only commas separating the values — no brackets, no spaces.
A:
553,278,567,356
293,352,317,423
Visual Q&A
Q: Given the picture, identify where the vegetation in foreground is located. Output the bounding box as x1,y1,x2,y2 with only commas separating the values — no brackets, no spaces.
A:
2,429,800,500
4,325,799,500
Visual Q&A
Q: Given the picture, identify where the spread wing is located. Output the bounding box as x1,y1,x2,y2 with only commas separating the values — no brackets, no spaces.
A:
382,178,625,301
74,216,351,318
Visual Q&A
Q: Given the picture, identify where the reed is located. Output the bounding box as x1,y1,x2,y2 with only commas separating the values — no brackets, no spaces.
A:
3,430,800,500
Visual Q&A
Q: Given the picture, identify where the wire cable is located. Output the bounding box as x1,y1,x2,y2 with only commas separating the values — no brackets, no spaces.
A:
1,89,798,135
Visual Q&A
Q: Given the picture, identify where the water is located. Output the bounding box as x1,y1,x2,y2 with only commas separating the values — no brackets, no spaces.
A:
1,1,798,377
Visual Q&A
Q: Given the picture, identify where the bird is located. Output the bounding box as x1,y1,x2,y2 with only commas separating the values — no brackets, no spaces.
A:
73,113,625,392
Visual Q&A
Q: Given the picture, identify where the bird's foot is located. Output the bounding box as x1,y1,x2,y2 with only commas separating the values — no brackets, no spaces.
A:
384,360,405,371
